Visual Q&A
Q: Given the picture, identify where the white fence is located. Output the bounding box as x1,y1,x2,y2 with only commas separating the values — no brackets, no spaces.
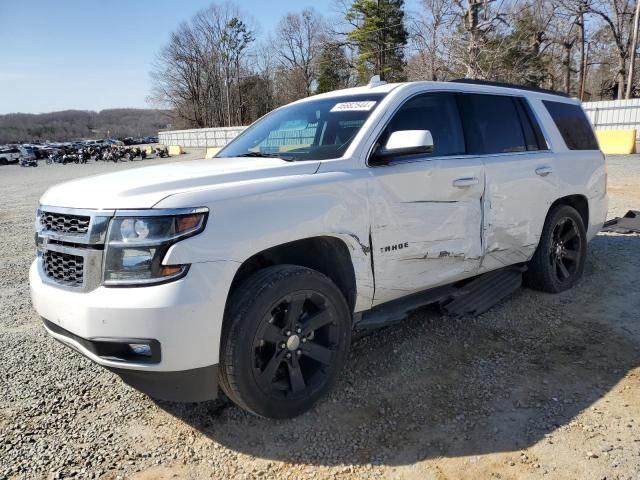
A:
158,126,246,148
583,99,640,138
159,99,640,147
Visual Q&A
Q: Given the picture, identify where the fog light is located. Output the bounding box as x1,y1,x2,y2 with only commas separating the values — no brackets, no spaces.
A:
129,343,152,356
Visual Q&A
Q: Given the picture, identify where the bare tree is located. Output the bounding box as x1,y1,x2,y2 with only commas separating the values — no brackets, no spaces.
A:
275,8,326,97
452,0,509,79
589,0,636,98
150,3,257,128
410,0,458,80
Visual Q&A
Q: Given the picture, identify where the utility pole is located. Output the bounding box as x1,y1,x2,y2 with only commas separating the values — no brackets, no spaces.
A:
626,0,640,99
578,1,587,101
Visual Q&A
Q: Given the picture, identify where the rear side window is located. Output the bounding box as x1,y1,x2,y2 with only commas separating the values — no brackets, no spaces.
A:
542,100,599,150
458,94,527,154
382,92,465,158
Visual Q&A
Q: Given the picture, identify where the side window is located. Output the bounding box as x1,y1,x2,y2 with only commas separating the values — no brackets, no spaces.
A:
458,94,527,154
518,98,548,150
379,92,465,159
542,100,599,150
514,98,540,151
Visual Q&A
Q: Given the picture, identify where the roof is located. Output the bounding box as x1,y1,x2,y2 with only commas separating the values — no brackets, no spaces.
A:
295,80,578,105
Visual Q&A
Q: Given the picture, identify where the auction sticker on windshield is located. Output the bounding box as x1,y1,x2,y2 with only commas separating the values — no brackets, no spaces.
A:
330,101,377,112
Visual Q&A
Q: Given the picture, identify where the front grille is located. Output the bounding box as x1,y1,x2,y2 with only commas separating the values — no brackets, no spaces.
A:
40,211,90,234
42,251,84,287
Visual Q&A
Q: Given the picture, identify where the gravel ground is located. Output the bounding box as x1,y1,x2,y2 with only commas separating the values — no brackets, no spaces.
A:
1,153,639,480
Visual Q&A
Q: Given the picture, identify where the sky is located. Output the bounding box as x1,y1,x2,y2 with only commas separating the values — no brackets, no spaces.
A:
2,0,405,114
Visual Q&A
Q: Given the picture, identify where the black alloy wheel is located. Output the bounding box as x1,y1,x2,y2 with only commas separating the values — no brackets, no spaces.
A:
525,204,587,293
549,216,582,284
219,265,351,418
252,291,339,400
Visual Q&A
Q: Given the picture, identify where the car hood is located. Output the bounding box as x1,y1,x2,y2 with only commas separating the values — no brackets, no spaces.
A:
40,157,321,209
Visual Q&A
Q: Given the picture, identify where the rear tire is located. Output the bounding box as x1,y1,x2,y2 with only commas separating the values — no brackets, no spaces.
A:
524,204,587,293
219,265,351,419
0,158,7,166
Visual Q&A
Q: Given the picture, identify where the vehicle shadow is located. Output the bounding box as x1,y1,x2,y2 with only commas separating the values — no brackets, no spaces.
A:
155,234,640,466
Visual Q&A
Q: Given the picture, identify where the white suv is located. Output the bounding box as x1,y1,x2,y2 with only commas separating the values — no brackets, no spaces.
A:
0,147,22,165
30,79,607,418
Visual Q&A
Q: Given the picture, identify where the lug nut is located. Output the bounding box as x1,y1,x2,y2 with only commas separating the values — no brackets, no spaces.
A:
286,352,292,359
280,343,286,349
302,338,307,343
296,327,301,333
285,330,291,336
296,350,302,356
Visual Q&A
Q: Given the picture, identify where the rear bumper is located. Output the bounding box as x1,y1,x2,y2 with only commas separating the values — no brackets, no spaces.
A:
43,318,219,402
587,192,609,241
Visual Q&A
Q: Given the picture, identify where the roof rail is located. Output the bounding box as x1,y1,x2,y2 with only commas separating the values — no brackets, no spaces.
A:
449,78,570,98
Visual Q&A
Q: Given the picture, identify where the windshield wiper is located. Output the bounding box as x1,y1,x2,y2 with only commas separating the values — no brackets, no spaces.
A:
235,152,297,162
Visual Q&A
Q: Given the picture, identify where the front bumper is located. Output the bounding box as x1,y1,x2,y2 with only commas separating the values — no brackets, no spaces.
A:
30,258,239,402
43,319,219,402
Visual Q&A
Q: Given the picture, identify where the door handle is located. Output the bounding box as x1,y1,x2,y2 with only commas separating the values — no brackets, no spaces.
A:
452,177,479,187
535,166,553,177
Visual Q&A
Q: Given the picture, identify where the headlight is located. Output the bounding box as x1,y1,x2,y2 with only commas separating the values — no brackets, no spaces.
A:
103,208,208,286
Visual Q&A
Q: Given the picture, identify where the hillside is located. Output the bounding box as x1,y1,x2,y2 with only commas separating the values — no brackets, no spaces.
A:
0,109,172,143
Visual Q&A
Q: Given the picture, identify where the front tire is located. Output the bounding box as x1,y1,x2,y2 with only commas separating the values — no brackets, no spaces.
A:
525,204,587,293
219,265,351,419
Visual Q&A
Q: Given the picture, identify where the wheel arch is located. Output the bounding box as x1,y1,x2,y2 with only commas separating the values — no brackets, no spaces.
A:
548,194,589,228
225,235,360,317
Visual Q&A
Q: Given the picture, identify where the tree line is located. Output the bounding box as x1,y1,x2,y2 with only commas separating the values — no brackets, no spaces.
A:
150,0,640,129
0,109,171,145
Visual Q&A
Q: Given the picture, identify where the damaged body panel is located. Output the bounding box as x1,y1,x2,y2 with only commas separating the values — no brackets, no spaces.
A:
479,150,559,272
368,156,485,305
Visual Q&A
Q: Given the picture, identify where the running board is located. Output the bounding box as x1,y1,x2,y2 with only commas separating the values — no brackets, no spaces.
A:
440,265,525,316
355,265,526,330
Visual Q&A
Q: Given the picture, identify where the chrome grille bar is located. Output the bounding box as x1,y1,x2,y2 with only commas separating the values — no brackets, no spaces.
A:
36,206,115,292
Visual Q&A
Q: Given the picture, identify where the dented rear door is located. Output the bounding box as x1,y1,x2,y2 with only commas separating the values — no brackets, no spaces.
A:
479,150,557,272
368,156,485,305
454,93,558,273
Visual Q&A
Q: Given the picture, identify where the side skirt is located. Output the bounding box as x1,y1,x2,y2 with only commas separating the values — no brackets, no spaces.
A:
354,265,526,330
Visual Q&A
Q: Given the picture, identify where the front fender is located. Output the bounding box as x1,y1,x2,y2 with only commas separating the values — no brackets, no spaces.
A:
157,170,374,312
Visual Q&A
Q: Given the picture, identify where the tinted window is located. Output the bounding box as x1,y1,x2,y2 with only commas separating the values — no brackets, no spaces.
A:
543,100,599,150
379,92,465,159
458,94,527,154
519,98,548,149
514,98,541,151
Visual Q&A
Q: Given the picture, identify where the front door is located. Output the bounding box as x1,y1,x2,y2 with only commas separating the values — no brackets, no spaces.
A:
367,92,485,305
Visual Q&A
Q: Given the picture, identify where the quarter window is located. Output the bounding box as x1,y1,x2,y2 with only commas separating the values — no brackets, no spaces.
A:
542,100,599,150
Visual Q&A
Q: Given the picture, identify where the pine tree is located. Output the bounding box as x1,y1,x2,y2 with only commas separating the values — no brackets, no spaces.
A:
316,43,351,93
346,0,408,84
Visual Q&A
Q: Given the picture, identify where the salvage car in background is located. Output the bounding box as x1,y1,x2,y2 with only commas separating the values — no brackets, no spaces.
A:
0,146,21,165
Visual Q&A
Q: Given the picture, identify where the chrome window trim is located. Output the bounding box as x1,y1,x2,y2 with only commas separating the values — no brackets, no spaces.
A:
365,89,555,168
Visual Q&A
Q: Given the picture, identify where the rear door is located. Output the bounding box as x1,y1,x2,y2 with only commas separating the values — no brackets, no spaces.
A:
457,93,558,272
367,92,485,305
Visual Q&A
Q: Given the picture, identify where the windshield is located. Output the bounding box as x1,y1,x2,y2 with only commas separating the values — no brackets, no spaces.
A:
217,94,386,161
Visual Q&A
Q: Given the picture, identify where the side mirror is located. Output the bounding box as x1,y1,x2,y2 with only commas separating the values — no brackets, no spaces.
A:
375,130,434,162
